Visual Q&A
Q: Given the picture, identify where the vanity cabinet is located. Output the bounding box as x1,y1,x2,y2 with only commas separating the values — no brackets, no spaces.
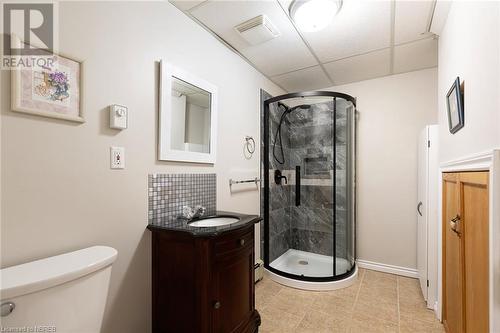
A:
149,222,260,333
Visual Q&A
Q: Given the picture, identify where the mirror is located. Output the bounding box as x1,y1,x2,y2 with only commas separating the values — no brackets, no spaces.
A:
171,77,211,153
159,61,218,163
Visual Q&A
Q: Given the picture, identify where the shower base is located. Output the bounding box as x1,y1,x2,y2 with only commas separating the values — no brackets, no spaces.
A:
267,249,357,291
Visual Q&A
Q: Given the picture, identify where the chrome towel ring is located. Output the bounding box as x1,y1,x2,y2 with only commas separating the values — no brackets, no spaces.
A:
245,136,256,155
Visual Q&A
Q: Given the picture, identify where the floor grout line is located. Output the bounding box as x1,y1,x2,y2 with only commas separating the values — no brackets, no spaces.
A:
397,276,401,333
346,268,365,332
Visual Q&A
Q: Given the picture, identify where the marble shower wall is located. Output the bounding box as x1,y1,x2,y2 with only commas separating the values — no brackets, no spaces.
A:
287,101,348,259
261,91,293,263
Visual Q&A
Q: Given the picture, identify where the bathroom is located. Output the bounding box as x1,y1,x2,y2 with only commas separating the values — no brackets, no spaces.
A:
1,1,499,332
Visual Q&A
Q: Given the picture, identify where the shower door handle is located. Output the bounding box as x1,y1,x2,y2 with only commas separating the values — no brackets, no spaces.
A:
295,166,301,206
417,202,423,216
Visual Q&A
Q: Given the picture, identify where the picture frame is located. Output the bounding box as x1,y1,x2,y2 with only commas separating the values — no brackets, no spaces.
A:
446,77,464,134
11,37,84,123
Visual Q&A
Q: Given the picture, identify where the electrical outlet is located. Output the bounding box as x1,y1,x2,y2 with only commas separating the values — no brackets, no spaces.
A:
110,147,125,169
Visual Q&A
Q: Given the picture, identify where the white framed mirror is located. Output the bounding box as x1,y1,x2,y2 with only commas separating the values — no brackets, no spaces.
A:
159,61,218,163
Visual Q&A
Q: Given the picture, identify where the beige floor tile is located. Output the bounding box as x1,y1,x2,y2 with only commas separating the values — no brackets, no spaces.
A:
349,312,399,333
357,283,398,306
398,277,424,302
259,305,303,333
353,298,399,323
295,309,351,333
310,292,356,315
362,270,398,290
255,277,283,310
264,287,315,317
400,315,445,333
256,269,444,332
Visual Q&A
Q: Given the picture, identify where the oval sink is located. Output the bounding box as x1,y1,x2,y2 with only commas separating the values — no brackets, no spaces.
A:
188,216,240,227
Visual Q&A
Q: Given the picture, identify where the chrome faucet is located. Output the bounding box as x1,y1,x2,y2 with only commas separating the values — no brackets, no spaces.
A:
180,205,206,220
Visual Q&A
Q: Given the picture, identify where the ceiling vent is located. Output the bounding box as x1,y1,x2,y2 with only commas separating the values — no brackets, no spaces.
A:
234,15,280,46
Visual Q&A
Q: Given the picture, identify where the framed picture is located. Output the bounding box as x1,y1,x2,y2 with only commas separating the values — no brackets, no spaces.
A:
11,40,84,123
446,77,464,134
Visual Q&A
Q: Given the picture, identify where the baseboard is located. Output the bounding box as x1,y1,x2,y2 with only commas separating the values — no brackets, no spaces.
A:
356,259,418,278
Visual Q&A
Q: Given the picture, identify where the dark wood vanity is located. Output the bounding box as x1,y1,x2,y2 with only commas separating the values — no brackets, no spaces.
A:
148,213,261,333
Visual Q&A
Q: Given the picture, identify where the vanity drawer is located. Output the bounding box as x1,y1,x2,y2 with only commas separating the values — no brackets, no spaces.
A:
214,228,253,257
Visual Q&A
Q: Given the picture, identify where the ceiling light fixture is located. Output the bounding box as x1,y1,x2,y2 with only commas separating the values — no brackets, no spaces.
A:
289,0,342,32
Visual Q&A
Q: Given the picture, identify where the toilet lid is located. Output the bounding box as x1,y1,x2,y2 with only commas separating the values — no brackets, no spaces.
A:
0,246,117,300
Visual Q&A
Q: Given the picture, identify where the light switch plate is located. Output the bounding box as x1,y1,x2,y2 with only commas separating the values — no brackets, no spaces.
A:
109,104,128,129
110,146,125,169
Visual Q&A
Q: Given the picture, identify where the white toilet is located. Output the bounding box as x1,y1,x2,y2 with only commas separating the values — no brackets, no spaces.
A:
0,246,117,333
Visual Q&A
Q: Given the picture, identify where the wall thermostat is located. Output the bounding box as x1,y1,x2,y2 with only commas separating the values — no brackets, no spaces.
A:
109,104,128,129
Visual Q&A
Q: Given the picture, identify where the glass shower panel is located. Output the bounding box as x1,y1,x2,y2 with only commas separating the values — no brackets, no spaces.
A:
335,98,355,275
267,96,336,279
346,102,356,267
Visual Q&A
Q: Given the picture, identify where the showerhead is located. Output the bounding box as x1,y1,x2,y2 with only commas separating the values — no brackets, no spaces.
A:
289,104,311,112
272,103,312,165
278,103,311,114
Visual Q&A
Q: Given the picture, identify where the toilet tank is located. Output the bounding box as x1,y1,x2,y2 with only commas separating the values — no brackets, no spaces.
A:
0,246,118,333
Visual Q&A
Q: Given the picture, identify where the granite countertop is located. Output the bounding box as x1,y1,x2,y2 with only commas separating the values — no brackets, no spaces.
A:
147,211,262,236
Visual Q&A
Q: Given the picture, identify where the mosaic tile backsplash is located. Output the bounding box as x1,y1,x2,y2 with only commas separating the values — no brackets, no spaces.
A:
148,173,216,224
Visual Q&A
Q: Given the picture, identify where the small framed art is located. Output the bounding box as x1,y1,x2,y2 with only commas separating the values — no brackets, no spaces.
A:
446,77,464,134
11,40,84,123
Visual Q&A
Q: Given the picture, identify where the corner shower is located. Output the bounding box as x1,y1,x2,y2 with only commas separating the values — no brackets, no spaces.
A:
262,91,357,290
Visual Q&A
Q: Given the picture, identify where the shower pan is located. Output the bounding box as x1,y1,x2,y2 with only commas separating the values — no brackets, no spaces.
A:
262,91,357,290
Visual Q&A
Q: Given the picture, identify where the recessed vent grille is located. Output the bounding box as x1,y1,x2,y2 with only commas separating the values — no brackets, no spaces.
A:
234,15,280,46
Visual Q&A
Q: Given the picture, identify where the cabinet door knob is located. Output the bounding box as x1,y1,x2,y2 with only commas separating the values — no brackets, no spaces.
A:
214,301,221,309
450,215,461,235
239,239,245,246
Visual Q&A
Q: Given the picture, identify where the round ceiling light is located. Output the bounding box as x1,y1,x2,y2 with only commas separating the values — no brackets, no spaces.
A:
289,0,342,32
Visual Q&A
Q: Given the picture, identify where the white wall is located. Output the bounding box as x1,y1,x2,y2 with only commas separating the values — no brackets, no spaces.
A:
0,2,283,332
436,1,500,327
323,68,438,270
438,1,500,163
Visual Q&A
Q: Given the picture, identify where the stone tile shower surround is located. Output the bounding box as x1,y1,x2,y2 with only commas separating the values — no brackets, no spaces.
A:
265,99,349,263
148,173,216,224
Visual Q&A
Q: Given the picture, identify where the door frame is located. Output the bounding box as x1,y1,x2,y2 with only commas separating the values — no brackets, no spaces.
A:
417,125,439,308
437,149,500,332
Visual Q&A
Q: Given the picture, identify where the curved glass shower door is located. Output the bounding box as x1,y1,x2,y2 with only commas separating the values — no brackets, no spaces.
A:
263,91,356,282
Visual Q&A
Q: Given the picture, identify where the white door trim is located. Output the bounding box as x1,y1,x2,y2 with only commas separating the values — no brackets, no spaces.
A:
437,149,500,333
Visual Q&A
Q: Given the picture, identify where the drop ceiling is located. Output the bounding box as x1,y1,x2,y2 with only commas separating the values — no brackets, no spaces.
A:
170,0,440,92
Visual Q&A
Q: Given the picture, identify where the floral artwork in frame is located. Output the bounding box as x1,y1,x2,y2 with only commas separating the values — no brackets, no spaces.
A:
11,44,84,123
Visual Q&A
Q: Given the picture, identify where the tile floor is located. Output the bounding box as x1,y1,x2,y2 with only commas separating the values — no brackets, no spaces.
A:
255,268,444,333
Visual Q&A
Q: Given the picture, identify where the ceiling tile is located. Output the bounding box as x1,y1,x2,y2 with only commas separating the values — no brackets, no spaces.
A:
169,0,207,12
323,48,391,85
394,0,433,44
393,38,438,74
300,0,391,63
190,1,318,76
271,66,332,92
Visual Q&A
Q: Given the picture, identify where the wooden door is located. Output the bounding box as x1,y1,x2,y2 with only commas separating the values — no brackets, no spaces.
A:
461,172,489,333
442,171,489,333
443,172,463,333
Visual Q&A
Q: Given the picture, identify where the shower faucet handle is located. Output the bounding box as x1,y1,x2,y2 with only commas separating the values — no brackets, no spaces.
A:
274,170,288,185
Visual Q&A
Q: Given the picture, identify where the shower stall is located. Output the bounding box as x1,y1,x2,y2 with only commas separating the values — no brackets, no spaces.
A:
262,91,357,290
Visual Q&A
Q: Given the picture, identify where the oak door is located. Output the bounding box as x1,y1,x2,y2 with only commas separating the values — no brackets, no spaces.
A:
442,172,489,333
461,172,489,333
442,173,463,333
